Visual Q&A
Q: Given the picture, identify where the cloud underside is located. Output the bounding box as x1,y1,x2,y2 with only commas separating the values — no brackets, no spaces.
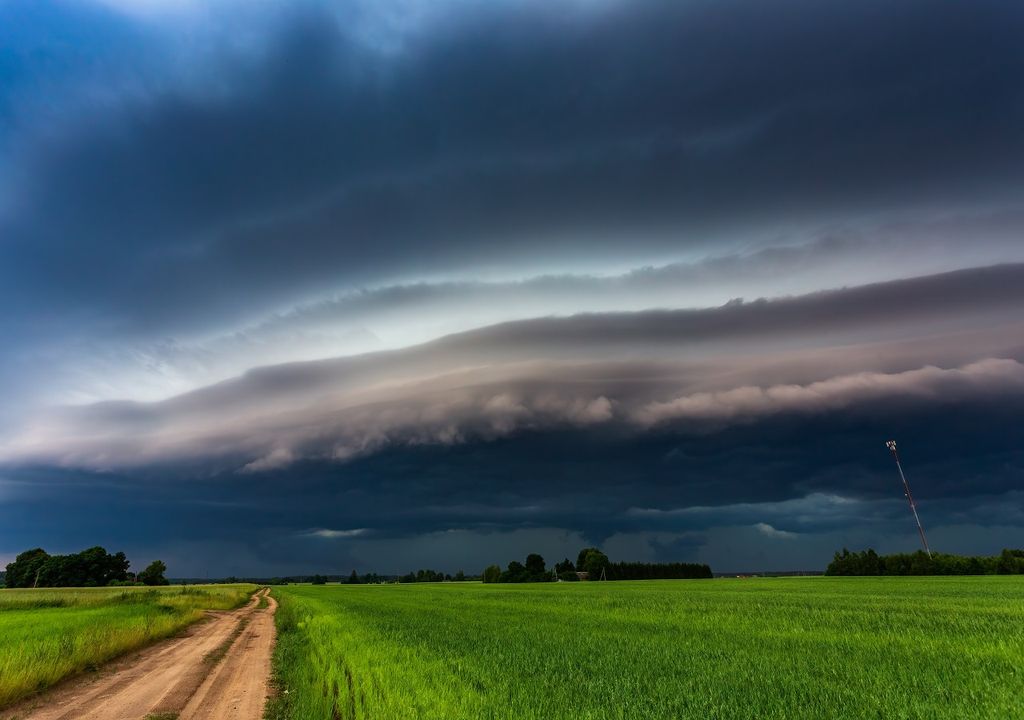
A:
5,265,1023,472
3,0,1024,342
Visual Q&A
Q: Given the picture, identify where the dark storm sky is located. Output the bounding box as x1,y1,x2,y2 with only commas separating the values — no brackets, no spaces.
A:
1,0,1022,574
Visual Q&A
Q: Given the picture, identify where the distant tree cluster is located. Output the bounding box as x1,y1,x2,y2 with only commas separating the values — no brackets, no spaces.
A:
604,561,713,580
482,553,553,583
398,569,468,583
137,560,170,586
213,571,468,585
826,548,1024,576
348,570,397,584
4,547,168,588
482,548,712,583
5,547,131,588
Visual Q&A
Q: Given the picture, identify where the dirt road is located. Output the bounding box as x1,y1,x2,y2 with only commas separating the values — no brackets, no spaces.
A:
5,588,277,720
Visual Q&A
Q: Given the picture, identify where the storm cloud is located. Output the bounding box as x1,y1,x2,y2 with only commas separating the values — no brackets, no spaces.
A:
4,266,1022,473
1,0,1022,574
3,0,1024,336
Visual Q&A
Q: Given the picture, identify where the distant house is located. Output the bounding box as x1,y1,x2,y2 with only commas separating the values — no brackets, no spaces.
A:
575,571,590,581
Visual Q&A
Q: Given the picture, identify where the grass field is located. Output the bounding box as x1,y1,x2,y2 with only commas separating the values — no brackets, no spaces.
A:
268,577,1024,719
0,584,255,708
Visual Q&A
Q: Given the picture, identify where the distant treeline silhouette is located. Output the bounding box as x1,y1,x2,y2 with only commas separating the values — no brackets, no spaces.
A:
396,570,468,583
482,548,712,583
4,546,169,588
206,571,473,585
826,548,1024,576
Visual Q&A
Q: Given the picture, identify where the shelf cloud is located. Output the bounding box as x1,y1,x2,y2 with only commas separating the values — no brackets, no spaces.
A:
4,266,1022,476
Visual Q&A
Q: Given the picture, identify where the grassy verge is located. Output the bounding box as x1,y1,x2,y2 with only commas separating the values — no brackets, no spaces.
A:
0,584,255,708
267,577,1024,719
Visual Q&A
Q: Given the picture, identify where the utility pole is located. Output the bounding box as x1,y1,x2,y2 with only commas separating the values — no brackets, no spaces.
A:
886,440,932,558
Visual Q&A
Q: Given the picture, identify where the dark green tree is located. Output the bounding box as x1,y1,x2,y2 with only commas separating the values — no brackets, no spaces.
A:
348,570,360,584
138,560,169,586
554,558,575,574
577,547,602,570
6,547,129,587
4,548,50,588
501,561,527,583
481,565,501,583
525,553,546,578
579,549,610,578
998,549,1024,574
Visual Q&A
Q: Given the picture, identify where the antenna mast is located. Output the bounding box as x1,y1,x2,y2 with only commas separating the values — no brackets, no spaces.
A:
885,440,931,558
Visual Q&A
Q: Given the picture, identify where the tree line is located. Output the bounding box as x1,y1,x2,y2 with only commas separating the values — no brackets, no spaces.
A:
397,569,469,583
3,547,168,588
482,547,712,583
826,548,1024,576
307,570,472,584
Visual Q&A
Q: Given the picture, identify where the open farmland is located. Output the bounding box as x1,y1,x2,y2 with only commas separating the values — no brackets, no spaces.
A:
269,577,1024,720
0,584,255,708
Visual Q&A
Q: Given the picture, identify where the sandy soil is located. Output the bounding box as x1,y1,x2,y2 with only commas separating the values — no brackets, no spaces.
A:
4,588,277,720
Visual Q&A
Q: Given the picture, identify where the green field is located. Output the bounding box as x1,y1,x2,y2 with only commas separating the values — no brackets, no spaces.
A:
0,584,255,708
268,577,1024,719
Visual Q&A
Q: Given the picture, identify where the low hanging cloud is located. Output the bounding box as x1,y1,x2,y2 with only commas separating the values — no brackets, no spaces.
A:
755,523,798,540
632,358,1024,428
1,267,1022,473
300,528,369,540
237,389,615,473
4,357,1022,474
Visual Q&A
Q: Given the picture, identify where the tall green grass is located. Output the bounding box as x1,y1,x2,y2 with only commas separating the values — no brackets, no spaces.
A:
268,577,1024,719
0,584,255,708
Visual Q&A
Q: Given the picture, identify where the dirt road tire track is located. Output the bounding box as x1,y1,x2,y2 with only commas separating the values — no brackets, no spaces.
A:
3,588,277,720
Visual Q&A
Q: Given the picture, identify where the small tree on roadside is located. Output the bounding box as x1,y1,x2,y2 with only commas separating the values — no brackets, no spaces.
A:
138,560,169,586
348,570,360,584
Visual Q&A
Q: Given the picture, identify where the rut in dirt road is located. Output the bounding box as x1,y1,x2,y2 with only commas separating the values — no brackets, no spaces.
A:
4,588,277,720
